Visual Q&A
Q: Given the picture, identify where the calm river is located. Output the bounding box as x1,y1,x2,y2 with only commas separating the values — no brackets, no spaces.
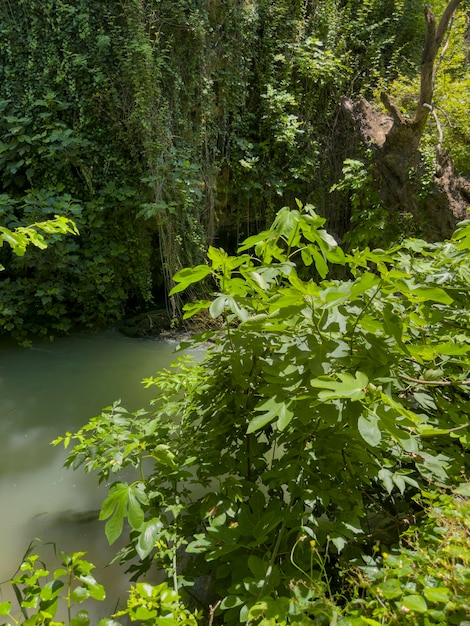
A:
0,330,186,619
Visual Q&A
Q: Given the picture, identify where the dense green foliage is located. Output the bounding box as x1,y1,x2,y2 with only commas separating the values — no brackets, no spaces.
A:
1,490,468,624
0,2,154,340
343,487,470,625
1,0,470,623
2,0,468,338
48,205,469,623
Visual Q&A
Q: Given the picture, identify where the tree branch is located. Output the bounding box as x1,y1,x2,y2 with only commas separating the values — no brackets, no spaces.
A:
416,0,463,126
399,372,470,387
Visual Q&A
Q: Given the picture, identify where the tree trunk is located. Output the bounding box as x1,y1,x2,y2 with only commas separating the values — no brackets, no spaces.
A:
342,0,470,241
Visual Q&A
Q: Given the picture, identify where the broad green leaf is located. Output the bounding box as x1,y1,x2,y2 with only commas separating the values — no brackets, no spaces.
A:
247,398,293,434
182,299,211,319
310,371,368,401
237,230,271,252
317,229,337,249
207,246,228,269
127,491,145,530
0,601,11,615
151,444,177,468
380,393,421,425
382,304,409,354
423,587,451,603
103,497,126,544
70,610,91,626
300,247,313,266
434,341,470,355
169,265,211,295
413,392,436,410
392,474,406,494
79,575,106,601
136,519,163,560
247,555,269,580
312,248,328,278
358,412,381,446
455,482,470,496
225,295,249,321
330,535,347,552
100,482,146,544
377,578,402,600
209,295,227,319
247,271,267,291
71,586,90,603
277,402,294,431
99,483,125,521
378,468,394,494
401,595,427,613
39,579,64,601
399,283,453,305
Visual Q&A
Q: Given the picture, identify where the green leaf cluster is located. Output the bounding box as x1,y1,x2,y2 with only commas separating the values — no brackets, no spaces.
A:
57,204,469,623
0,215,77,271
0,547,105,626
341,489,470,625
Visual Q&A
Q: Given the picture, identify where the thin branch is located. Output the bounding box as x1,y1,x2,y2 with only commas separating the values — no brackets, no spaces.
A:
423,103,444,153
399,372,470,386
434,11,455,83
208,600,221,626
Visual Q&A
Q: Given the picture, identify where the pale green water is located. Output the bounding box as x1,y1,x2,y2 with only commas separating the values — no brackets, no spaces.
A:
0,330,185,618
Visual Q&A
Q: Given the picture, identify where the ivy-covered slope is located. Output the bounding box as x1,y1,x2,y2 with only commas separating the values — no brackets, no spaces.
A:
1,0,467,339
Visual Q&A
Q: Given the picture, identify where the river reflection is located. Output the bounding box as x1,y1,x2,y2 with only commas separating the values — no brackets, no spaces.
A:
0,330,184,620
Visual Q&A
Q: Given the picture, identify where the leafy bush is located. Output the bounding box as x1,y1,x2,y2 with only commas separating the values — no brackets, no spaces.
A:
0,547,106,626
0,545,200,626
342,486,470,625
54,204,470,623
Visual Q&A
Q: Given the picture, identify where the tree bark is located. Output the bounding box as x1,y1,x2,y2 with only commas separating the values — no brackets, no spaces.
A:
342,0,470,241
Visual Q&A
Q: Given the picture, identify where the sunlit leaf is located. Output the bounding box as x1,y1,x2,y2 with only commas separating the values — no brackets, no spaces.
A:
358,412,381,446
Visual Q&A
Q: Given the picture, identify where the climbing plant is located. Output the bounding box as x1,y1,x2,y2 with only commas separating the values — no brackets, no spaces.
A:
3,0,466,338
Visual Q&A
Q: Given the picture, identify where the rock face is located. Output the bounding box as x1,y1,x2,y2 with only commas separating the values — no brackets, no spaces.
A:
119,309,172,338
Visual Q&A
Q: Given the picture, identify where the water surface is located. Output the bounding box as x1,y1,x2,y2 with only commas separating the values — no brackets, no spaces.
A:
0,330,183,618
